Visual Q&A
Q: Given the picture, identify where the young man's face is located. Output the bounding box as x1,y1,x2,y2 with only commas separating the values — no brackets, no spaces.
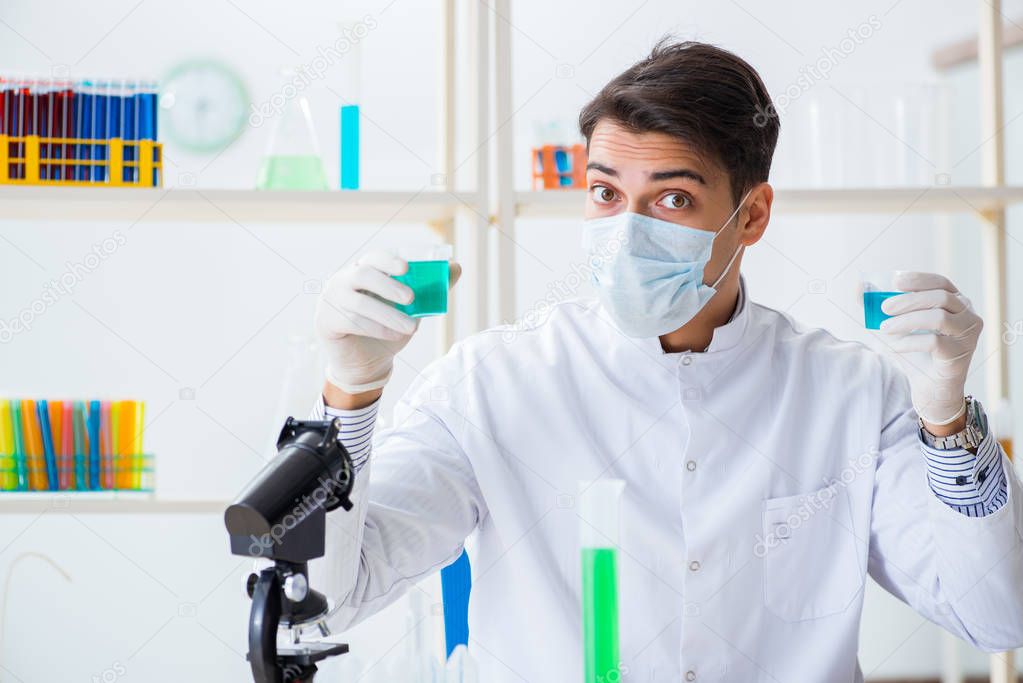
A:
584,119,767,288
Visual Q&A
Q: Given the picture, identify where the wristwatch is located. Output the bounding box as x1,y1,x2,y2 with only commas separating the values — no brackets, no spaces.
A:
918,396,987,451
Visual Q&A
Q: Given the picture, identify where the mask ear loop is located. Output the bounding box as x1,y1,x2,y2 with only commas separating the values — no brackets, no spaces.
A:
709,188,754,290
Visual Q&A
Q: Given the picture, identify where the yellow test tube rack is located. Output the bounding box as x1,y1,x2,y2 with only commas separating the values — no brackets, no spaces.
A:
0,134,163,187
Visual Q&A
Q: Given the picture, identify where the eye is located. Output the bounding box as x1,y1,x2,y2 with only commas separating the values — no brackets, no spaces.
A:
589,184,617,205
657,192,691,209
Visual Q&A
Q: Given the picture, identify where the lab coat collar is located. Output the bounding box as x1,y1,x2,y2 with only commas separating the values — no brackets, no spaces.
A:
706,274,750,354
627,275,752,364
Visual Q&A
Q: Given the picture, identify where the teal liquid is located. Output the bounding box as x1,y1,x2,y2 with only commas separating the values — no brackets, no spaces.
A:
340,105,360,190
256,155,328,190
582,547,619,683
863,291,901,329
392,260,449,317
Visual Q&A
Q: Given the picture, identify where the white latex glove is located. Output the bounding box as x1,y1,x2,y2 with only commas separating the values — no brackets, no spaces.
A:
879,271,983,426
315,250,460,394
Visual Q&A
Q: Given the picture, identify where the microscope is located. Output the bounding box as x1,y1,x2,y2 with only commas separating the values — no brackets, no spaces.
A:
225,417,356,683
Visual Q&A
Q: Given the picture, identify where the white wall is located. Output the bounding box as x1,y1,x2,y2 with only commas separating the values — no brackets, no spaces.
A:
0,0,1021,680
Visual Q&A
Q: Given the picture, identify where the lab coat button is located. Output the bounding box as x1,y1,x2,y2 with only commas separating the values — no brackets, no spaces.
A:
689,560,701,572
686,460,697,471
685,671,697,681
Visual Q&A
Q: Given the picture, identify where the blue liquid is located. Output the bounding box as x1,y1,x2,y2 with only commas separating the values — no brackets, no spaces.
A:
340,104,360,190
863,291,901,329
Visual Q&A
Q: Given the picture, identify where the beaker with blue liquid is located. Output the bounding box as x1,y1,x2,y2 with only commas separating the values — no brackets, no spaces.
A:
861,272,903,330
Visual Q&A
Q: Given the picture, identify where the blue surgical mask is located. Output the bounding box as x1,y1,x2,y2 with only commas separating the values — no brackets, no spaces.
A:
582,191,751,338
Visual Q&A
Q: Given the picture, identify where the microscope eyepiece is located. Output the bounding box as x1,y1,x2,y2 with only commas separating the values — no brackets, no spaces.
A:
225,418,354,559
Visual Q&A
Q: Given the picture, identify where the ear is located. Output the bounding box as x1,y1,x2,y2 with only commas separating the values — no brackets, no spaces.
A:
739,182,772,247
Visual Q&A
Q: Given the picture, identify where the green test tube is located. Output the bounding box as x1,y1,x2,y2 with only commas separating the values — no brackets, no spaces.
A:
580,479,624,683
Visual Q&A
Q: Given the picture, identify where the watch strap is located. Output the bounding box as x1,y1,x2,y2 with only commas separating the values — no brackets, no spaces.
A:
919,397,986,450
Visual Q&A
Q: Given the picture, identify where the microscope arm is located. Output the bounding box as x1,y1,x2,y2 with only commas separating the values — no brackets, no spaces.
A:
249,568,283,683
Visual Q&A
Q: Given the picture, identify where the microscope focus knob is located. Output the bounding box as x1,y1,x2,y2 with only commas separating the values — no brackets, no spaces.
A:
283,573,308,602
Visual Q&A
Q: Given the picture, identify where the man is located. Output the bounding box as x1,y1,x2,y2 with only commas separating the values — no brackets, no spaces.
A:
310,41,1023,681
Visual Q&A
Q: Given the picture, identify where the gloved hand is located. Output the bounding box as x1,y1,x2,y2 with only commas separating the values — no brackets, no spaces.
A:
314,250,461,394
879,271,983,426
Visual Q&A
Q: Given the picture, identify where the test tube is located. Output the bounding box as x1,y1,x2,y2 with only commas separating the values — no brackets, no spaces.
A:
337,20,362,190
14,78,28,180
42,78,54,180
579,479,624,683
79,79,94,182
142,79,160,185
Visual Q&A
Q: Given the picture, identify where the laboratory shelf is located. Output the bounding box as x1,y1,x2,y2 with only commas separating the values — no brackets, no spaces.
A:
514,186,1023,218
0,492,226,514
0,186,479,225
5,186,1019,225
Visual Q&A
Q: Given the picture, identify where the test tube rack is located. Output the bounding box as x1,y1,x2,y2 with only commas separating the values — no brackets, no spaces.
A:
532,143,587,190
0,134,163,188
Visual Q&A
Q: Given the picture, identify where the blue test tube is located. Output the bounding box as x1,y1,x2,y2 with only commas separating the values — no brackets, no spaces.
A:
138,80,158,185
338,22,361,190
94,79,109,183
121,80,137,183
340,105,359,189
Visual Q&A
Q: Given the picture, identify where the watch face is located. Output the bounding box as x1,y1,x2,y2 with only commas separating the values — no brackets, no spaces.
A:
161,60,249,153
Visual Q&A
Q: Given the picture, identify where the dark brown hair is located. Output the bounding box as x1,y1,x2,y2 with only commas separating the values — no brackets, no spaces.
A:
579,39,779,202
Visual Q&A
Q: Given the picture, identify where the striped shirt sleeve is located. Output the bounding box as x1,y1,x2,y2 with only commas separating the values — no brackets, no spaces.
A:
311,393,379,474
920,430,1008,517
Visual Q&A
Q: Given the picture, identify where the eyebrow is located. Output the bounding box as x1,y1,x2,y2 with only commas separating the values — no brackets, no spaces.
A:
586,162,706,185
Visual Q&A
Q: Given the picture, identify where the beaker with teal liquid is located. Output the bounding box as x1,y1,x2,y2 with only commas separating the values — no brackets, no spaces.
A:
391,244,452,317
579,479,624,683
861,272,904,330
256,70,328,191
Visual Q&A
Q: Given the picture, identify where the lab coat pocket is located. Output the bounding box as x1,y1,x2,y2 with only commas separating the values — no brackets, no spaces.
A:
760,484,863,622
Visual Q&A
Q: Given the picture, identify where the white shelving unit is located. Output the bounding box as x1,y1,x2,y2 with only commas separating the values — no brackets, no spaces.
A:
0,492,225,515
0,186,478,225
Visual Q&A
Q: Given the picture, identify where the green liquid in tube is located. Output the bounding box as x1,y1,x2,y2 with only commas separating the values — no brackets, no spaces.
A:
392,260,450,317
582,547,619,683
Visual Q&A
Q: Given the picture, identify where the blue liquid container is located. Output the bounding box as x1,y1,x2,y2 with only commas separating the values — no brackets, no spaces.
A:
340,104,360,190
863,291,901,329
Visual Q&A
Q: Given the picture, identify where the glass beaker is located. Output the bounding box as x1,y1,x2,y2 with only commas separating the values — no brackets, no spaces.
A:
860,271,904,330
256,69,328,191
391,244,453,317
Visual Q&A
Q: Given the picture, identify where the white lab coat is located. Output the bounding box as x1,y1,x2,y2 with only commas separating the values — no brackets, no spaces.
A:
314,289,1023,682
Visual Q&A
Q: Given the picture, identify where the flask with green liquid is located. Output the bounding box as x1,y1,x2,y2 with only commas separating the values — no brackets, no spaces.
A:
256,70,327,191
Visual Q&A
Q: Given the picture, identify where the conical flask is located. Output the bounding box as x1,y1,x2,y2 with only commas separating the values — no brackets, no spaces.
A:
256,71,328,190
